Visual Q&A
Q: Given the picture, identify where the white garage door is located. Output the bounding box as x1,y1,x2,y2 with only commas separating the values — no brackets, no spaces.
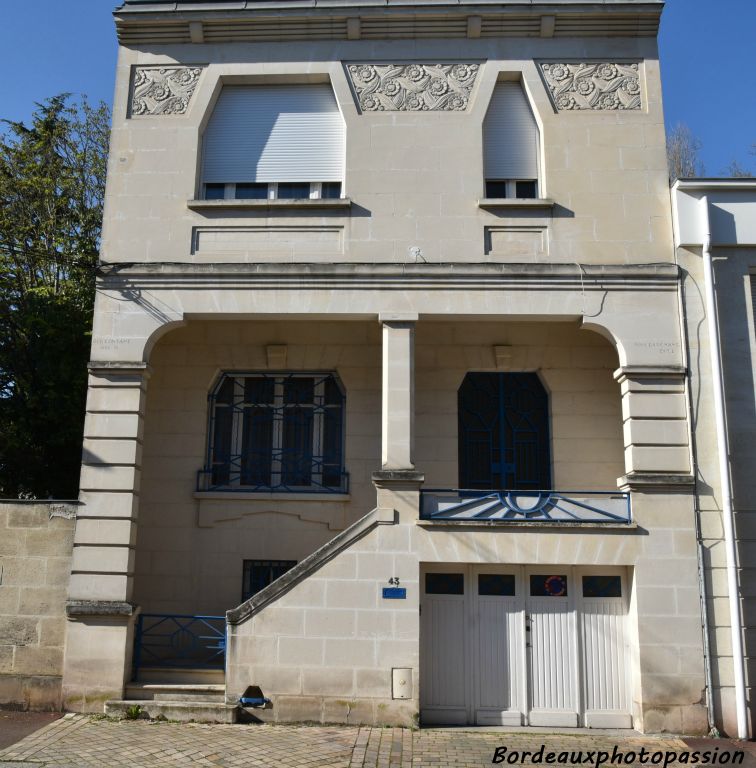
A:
420,565,631,728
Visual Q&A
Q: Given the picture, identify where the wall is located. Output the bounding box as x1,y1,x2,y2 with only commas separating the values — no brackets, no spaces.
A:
415,320,624,490
0,502,76,711
133,318,624,616
679,244,756,736
133,319,382,615
102,37,671,269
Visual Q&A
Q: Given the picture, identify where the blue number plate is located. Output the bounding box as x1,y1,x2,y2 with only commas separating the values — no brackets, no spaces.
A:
382,587,407,599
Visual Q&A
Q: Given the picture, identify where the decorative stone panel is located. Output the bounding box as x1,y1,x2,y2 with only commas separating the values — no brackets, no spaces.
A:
346,63,479,112
539,62,642,111
130,66,204,116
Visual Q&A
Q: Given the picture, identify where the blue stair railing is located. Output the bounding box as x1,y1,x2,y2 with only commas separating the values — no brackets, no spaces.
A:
133,614,226,681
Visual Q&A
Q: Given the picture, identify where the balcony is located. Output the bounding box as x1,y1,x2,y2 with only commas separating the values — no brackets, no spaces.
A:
420,489,631,525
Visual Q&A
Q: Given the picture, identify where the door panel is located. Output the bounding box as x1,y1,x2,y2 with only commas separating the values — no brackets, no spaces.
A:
526,571,579,727
420,571,468,725
473,570,523,725
421,565,632,729
577,568,631,728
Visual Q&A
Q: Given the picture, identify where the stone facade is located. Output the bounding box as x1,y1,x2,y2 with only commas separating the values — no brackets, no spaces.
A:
44,0,733,735
0,502,76,711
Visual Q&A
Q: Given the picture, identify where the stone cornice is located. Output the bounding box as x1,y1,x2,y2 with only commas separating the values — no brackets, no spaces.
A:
96,261,680,291
115,3,662,45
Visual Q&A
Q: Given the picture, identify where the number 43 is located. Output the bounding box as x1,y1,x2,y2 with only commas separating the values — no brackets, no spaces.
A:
388,577,401,586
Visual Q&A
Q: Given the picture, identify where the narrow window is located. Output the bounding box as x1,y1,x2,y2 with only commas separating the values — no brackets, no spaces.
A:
483,81,540,198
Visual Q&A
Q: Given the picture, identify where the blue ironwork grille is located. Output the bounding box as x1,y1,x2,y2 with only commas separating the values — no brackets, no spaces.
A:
199,372,347,493
132,614,226,680
458,372,550,490
242,559,296,602
420,488,632,524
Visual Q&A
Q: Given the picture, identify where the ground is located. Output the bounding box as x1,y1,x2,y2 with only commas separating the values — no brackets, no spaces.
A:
0,714,754,767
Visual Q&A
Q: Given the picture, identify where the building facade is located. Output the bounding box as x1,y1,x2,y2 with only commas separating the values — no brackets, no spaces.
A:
57,0,722,734
672,179,756,738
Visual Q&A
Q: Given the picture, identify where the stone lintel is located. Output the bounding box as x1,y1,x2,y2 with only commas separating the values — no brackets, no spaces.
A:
66,600,137,618
379,313,418,325
88,361,152,380
372,470,425,490
618,472,695,492
614,365,687,383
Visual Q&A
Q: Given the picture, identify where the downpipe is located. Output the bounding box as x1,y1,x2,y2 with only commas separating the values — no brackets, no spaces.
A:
700,195,748,739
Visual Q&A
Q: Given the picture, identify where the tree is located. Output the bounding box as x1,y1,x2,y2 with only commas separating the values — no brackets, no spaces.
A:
0,95,110,498
666,123,704,183
724,159,753,178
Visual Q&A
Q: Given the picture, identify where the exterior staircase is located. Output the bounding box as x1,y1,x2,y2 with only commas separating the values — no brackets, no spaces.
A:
105,668,238,723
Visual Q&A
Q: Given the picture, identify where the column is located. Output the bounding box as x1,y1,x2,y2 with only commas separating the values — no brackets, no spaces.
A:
62,361,149,711
379,314,417,470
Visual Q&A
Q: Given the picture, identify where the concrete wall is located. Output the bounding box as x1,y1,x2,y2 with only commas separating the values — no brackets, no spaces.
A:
0,502,76,711
679,244,756,736
133,318,624,616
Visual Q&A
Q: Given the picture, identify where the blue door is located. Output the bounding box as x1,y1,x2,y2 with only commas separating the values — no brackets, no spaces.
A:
457,372,550,490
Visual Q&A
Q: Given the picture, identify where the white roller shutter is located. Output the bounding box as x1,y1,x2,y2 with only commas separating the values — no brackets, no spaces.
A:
202,84,345,183
483,83,539,180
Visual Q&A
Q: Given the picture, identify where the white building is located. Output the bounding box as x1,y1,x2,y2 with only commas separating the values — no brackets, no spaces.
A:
52,0,740,735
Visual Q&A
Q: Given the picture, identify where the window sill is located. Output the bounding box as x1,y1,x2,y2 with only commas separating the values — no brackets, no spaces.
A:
416,519,637,530
194,491,351,502
477,198,555,211
187,198,352,212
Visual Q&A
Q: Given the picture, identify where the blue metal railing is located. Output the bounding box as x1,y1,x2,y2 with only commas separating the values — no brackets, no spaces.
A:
420,489,632,524
133,614,226,681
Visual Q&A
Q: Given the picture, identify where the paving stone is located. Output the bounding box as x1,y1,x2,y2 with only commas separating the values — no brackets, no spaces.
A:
0,715,752,767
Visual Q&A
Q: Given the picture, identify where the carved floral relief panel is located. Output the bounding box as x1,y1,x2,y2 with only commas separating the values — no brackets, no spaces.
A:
346,63,479,112
130,66,204,117
539,62,642,111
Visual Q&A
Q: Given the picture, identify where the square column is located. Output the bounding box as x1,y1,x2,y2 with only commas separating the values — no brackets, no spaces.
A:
380,314,417,470
62,361,149,711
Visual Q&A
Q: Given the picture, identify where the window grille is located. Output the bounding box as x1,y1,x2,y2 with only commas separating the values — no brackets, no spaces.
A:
242,560,297,602
199,372,348,493
457,372,551,490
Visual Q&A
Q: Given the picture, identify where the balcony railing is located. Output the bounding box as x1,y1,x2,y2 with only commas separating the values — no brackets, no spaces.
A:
420,489,631,524
132,614,226,680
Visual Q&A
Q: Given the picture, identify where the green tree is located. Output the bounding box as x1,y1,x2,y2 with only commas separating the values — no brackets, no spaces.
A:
0,95,110,498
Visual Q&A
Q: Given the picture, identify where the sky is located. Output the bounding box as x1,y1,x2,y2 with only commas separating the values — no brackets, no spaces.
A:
0,0,753,176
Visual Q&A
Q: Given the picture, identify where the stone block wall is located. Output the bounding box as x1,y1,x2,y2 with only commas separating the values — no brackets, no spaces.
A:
0,501,76,711
226,506,419,727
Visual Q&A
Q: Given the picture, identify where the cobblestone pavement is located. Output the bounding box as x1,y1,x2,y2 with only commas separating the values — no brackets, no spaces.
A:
1,714,754,768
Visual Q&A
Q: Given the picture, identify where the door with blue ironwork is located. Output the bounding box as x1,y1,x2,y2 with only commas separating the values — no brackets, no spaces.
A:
458,372,550,490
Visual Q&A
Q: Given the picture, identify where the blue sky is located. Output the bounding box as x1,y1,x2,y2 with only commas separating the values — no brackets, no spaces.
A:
0,0,753,175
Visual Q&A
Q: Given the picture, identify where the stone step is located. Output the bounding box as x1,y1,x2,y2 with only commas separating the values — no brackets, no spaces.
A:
105,699,238,724
125,683,226,702
134,667,225,685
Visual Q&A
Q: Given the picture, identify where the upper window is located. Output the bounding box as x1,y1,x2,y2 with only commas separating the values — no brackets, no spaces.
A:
200,372,347,493
483,82,540,199
201,84,345,200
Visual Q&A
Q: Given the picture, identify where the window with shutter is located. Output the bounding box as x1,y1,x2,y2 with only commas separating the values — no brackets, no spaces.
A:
201,84,345,200
483,82,540,199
